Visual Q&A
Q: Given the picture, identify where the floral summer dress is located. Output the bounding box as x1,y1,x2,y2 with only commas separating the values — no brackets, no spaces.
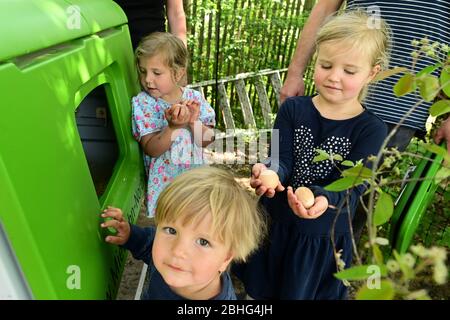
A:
131,88,215,217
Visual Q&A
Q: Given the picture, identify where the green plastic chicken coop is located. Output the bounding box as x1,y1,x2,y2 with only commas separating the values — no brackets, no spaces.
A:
389,146,448,253
0,0,144,299
0,0,447,301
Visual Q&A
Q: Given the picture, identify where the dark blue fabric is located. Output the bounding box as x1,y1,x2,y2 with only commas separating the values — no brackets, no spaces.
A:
122,224,237,300
114,0,166,48
233,96,387,300
271,96,387,209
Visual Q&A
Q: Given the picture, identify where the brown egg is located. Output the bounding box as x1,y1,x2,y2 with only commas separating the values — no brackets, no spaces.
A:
295,187,315,209
259,169,279,189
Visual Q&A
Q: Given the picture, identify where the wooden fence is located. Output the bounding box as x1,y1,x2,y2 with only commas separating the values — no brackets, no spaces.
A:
183,0,318,129
184,0,316,83
189,68,316,131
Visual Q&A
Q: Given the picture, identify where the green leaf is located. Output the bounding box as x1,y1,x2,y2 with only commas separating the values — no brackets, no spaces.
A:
315,148,329,157
423,143,447,156
440,65,450,97
324,176,364,191
374,191,394,226
333,154,343,161
342,164,373,179
394,73,415,97
392,250,402,262
444,189,450,202
392,250,415,280
435,167,450,184
417,75,440,101
334,264,387,281
422,143,450,163
313,154,329,162
375,237,389,246
373,244,384,265
429,99,450,117
341,160,355,167
313,149,331,162
373,67,408,82
416,63,442,78
406,290,431,300
356,280,395,300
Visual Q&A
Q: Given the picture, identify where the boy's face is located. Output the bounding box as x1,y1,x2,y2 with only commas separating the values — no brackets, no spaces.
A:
313,41,380,105
138,53,184,102
152,212,233,299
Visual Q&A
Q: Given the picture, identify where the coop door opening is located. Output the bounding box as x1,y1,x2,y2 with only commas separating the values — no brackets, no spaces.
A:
75,85,118,197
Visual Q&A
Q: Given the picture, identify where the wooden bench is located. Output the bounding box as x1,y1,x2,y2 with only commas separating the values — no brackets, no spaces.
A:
189,68,288,135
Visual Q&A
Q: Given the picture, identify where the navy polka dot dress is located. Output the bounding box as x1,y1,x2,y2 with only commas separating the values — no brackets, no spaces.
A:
233,96,387,299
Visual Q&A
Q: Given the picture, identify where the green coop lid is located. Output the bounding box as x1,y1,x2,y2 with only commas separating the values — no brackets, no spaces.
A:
0,0,127,61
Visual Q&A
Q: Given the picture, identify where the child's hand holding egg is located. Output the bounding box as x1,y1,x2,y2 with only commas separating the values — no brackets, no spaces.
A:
287,186,328,219
294,187,315,209
259,169,280,189
250,164,284,198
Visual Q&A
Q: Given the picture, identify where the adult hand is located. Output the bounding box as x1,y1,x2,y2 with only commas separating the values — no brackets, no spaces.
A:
101,206,131,245
280,74,305,104
287,187,328,219
434,117,450,155
250,163,285,198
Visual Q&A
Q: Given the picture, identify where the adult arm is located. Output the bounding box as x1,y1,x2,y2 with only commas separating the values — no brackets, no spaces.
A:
280,0,343,103
434,117,450,155
166,0,187,47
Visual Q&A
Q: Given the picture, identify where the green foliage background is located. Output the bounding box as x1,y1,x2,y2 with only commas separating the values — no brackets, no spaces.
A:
185,0,315,82
183,0,316,129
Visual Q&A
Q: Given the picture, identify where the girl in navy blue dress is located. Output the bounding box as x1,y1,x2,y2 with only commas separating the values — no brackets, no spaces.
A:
101,166,266,300
233,11,391,299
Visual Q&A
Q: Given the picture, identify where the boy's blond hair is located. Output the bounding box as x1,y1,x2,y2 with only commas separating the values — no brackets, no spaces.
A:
135,32,188,85
155,166,266,263
315,10,391,101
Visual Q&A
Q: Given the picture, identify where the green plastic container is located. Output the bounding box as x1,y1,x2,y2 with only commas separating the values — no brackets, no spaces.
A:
0,0,144,299
389,147,446,254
